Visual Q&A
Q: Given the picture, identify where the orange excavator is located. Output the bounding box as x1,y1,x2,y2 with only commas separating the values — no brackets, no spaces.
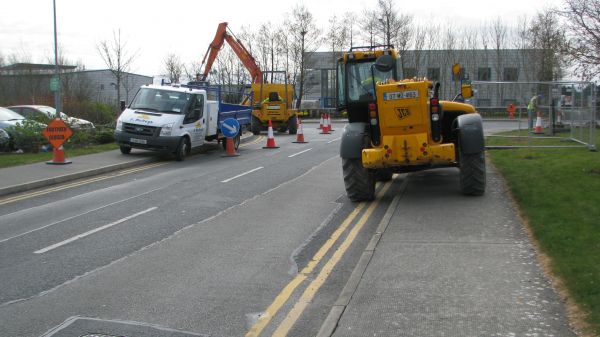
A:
198,22,298,135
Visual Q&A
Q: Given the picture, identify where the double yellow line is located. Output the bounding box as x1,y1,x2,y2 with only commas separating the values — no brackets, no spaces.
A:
246,180,393,337
0,162,167,205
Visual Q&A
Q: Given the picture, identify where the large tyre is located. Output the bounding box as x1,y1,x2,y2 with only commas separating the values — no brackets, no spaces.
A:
375,168,393,181
120,145,131,154
251,116,261,135
342,158,375,201
288,115,297,135
459,150,486,195
174,137,189,161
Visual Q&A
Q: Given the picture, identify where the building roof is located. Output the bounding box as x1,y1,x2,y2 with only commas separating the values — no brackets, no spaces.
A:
0,63,77,71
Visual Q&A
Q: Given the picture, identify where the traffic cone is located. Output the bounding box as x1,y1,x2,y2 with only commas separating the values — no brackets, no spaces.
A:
327,113,334,131
46,145,72,165
222,137,240,157
320,114,331,134
263,120,280,149
534,111,543,134
318,114,324,129
293,117,308,143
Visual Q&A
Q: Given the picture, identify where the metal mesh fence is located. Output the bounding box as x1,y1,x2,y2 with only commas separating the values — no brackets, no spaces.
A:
472,81,597,151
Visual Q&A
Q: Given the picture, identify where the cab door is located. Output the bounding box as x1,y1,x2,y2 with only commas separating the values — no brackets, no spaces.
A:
182,94,206,147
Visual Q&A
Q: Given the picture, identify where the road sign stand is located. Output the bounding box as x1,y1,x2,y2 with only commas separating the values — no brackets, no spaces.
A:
47,145,72,165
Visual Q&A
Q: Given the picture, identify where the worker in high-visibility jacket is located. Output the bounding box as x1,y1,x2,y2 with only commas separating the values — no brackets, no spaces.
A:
527,94,540,130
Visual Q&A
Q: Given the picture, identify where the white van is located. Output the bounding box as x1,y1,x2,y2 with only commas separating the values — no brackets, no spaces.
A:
115,84,251,160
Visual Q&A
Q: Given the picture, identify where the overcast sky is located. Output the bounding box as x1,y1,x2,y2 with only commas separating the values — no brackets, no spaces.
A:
1,0,564,76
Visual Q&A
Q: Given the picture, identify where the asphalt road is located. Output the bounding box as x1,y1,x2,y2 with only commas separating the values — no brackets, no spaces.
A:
0,120,570,337
0,123,397,337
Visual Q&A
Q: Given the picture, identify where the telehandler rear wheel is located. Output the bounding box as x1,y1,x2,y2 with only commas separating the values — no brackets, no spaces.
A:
459,150,486,195
342,158,375,201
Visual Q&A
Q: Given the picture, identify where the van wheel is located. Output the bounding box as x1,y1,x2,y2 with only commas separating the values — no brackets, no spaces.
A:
175,137,189,161
120,146,131,154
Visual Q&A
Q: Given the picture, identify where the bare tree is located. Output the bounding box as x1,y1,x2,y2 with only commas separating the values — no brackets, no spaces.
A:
343,12,358,48
558,0,600,80
183,60,203,82
375,0,413,66
287,4,321,109
360,9,378,47
529,9,566,81
163,53,183,83
97,29,137,110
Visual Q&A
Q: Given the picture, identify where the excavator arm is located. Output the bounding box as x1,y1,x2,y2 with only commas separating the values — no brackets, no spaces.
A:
199,22,263,83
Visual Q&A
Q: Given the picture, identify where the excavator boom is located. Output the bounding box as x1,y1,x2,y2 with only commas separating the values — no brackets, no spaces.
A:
199,22,262,83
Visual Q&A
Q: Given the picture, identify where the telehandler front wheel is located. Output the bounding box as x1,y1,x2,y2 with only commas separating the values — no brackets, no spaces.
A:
459,150,486,196
342,158,375,201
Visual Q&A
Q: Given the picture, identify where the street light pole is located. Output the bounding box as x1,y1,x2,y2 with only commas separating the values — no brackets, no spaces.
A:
53,0,62,117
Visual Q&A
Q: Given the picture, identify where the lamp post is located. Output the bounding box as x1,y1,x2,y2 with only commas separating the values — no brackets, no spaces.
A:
52,0,61,118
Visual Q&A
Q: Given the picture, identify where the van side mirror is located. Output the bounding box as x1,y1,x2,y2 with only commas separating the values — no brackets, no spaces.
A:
374,54,394,72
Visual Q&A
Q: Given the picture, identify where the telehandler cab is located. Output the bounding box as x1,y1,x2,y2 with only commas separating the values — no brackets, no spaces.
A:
337,46,486,201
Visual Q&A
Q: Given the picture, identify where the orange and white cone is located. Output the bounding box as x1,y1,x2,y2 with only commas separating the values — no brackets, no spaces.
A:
46,145,72,165
263,120,280,149
327,113,334,131
320,114,331,134
318,114,324,129
293,117,308,143
222,137,240,157
534,111,543,134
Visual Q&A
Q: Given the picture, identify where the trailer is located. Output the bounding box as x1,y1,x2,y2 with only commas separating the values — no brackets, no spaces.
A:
115,84,251,161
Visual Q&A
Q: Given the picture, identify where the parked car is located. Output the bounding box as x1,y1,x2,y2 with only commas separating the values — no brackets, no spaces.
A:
7,105,95,130
0,106,27,130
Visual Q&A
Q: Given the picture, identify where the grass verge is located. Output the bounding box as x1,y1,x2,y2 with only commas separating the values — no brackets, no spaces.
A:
0,143,119,169
488,131,600,336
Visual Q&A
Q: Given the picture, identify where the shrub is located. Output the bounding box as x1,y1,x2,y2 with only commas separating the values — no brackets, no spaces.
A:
6,120,47,153
63,100,116,126
94,129,115,144
65,129,94,148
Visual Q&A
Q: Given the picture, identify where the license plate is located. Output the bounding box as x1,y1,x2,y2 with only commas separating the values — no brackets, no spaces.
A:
130,138,147,144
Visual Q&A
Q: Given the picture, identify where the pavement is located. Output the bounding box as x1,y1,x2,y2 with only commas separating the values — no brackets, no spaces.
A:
0,122,577,336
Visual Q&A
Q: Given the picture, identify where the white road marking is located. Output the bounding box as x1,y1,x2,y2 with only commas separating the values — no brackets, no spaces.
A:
287,148,313,158
0,188,163,244
327,137,341,144
221,167,264,183
34,207,157,254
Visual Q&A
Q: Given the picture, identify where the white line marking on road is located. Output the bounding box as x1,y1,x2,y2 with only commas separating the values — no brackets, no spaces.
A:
221,167,264,183
34,207,157,254
327,137,341,144
0,187,164,244
287,148,312,158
